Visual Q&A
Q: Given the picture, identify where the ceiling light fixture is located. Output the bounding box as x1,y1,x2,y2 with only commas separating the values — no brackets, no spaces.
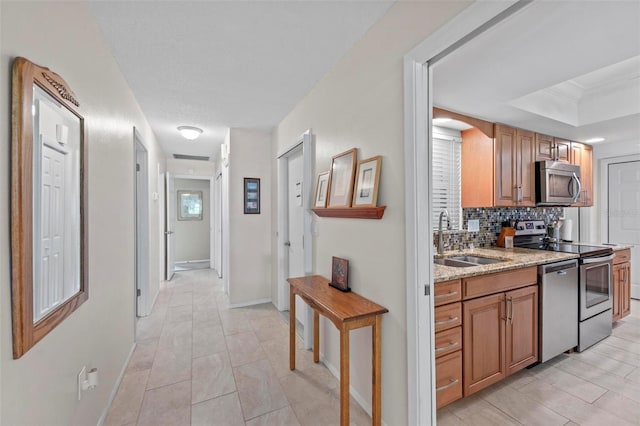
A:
585,137,605,143
177,126,203,140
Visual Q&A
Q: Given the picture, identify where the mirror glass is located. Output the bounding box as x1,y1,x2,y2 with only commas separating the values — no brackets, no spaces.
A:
32,84,82,322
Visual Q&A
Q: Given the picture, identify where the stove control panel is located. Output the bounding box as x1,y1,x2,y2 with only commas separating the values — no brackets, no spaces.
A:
514,220,546,236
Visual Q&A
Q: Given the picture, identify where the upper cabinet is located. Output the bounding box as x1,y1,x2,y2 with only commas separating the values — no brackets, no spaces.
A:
535,134,571,163
494,125,535,207
570,142,593,206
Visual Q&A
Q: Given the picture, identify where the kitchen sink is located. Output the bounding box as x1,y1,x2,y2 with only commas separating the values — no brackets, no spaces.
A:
434,255,506,267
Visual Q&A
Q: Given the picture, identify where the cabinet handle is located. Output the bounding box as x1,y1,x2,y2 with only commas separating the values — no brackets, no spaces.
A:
435,316,459,326
436,378,459,392
435,291,458,299
507,296,513,324
435,341,459,352
518,185,523,203
556,145,560,160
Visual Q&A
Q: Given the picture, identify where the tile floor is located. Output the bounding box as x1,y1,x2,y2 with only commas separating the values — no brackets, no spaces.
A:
104,268,371,426
438,299,640,426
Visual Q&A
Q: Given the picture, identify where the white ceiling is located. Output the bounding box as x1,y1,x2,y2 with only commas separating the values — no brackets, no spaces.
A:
433,1,640,146
88,1,393,159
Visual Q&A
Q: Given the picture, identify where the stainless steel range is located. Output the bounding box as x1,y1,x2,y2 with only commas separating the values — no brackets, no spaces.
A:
513,220,613,355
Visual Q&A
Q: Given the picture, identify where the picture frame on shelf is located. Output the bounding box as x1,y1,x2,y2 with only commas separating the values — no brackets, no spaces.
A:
314,171,330,208
353,156,382,207
327,148,357,208
329,256,350,292
244,177,260,214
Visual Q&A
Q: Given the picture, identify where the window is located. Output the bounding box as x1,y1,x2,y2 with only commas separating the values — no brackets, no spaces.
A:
432,126,462,230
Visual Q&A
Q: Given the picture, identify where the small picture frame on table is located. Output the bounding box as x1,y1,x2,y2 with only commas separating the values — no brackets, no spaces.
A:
314,171,330,208
244,178,260,214
352,156,382,207
329,256,350,292
327,148,357,208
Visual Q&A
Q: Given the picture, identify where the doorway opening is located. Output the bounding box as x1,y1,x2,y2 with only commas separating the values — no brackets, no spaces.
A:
134,128,149,317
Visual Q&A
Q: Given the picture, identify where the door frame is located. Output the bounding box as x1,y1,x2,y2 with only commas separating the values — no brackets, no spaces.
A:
277,129,314,347
134,127,150,317
214,171,223,278
403,1,528,424
170,174,215,269
599,154,640,243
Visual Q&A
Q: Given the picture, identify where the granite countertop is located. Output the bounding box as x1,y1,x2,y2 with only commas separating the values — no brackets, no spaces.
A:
434,247,579,283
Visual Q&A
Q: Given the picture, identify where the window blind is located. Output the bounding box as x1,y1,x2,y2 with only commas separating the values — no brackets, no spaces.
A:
432,127,462,231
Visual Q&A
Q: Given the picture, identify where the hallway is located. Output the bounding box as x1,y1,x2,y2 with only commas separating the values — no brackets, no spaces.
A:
104,269,371,426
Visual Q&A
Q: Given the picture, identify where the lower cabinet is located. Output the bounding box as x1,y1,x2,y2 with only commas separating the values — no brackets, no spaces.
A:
434,279,463,408
463,285,538,397
613,249,631,321
435,351,463,409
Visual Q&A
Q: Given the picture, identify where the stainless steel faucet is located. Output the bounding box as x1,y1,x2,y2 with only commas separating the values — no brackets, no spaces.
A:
438,209,449,255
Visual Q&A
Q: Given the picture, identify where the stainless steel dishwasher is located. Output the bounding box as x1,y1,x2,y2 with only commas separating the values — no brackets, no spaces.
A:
539,259,579,362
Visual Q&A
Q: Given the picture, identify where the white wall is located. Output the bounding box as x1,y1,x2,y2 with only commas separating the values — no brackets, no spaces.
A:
229,128,272,305
273,2,469,424
174,178,210,262
0,2,165,425
166,158,216,177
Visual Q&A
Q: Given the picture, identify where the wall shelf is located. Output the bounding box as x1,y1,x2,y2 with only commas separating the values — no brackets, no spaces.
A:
311,206,386,219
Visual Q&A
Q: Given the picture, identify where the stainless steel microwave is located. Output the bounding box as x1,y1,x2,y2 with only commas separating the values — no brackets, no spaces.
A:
535,161,581,206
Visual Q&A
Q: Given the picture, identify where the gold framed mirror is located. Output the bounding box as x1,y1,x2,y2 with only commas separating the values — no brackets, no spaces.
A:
11,57,88,359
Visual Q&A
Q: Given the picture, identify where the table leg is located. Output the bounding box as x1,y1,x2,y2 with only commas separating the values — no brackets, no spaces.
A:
313,309,320,363
340,325,350,426
289,287,295,371
372,315,382,426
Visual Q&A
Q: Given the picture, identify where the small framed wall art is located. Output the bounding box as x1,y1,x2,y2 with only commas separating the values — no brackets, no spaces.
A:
327,148,357,208
353,156,382,207
314,171,330,208
329,256,350,292
244,177,260,214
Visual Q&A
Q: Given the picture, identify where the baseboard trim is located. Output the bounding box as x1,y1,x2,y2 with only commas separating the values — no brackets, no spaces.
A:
228,298,272,308
320,354,388,426
97,342,136,426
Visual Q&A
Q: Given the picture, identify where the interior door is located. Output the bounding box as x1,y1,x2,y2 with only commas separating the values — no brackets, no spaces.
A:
287,149,307,329
165,172,176,280
608,160,640,298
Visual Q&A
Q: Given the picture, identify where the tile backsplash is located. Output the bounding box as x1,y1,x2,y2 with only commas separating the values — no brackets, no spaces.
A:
433,207,564,251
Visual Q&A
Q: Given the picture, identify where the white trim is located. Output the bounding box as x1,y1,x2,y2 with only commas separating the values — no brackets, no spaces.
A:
228,298,272,309
97,343,137,426
403,1,526,424
134,128,150,317
276,129,314,349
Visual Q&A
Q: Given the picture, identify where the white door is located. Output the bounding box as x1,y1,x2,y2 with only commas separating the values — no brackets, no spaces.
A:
214,173,223,278
608,160,640,298
135,135,149,316
287,149,309,332
165,172,176,280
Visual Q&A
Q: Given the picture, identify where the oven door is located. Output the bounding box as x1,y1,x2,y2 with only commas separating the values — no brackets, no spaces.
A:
537,165,581,205
579,254,614,321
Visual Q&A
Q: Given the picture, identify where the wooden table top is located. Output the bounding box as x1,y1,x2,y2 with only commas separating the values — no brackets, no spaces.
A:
287,275,388,324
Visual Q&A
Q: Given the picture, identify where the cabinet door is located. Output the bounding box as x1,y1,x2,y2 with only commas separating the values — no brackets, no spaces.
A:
494,124,516,206
570,142,593,206
535,133,555,161
516,129,535,206
435,350,462,409
621,263,631,319
554,138,571,163
463,293,506,396
612,263,622,321
505,285,538,375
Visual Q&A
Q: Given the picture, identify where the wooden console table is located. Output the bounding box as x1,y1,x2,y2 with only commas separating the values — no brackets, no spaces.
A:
287,275,389,426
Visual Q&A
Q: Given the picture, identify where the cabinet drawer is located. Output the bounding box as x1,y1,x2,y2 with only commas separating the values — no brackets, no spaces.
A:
463,266,536,300
434,302,462,333
435,326,462,358
436,350,462,409
614,249,631,265
434,280,462,306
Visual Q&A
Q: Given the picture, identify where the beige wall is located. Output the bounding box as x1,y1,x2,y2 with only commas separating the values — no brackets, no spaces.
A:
273,2,469,423
229,128,272,305
0,2,165,425
174,178,211,262
166,158,216,177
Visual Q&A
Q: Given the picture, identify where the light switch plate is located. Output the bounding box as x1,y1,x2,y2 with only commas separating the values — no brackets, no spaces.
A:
467,219,480,232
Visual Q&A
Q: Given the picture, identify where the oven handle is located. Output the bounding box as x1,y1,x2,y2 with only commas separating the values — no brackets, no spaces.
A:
581,254,614,264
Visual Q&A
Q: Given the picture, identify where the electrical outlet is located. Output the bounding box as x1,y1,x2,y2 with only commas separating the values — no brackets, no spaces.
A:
78,366,86,401
467,219,480,232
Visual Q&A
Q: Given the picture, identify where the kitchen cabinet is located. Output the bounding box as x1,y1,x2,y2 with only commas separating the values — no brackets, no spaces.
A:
495,124,535,207
461,127,494,207
535,134,571,163
613,249,631,322
434,279,463,408
462,267,538,397
570,142,593,206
